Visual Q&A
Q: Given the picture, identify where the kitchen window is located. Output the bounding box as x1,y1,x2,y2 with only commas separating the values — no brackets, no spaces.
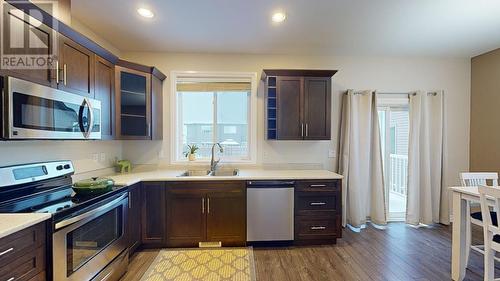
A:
171,72,257,163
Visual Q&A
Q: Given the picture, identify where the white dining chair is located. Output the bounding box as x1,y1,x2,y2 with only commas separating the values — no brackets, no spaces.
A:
460,172,499,266
478,185,500,281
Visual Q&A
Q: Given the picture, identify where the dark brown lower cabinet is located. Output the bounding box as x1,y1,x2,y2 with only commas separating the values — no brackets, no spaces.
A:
0,221,47,281
206,189,246,246
294,180,342,245
128,183,142,254
166,181,246,247
141,182,166,247
166,188,206,247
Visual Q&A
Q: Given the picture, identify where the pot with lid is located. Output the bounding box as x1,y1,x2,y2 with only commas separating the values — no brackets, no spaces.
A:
73,177,115,195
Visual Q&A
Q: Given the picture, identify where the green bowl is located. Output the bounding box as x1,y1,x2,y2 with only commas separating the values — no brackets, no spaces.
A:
73,177,114,195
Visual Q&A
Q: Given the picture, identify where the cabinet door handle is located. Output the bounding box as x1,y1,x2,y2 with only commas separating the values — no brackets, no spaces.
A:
301,123,304,137
202,198,205,214
310,184,326,188
55,60,60,83
310,202,326,206
0,247,14,257
63,63,67,85
6,277,14,281
207,198,210,214
310,226,326,230
305,123,308,137
128,192,132,209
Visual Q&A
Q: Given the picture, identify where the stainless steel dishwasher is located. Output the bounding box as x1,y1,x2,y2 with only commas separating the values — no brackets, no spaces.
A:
246,180,295,243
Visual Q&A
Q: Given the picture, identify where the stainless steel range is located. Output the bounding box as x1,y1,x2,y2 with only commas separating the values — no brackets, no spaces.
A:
0,161,129,281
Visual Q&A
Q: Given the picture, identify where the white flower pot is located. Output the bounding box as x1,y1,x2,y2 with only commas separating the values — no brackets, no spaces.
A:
188,154,196,161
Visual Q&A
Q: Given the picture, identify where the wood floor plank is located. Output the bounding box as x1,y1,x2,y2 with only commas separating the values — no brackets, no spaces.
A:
121,223,498,281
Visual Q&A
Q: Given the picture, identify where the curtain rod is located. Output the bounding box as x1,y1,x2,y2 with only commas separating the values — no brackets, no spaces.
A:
345,91,439,96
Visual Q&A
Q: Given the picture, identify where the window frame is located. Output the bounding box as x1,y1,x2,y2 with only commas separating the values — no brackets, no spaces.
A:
170,71,258,164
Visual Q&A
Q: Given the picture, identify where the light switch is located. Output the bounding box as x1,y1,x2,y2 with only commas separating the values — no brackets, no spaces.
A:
328,149,336,158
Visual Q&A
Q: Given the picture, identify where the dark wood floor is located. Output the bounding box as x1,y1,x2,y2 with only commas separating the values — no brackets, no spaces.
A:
120,223,496,281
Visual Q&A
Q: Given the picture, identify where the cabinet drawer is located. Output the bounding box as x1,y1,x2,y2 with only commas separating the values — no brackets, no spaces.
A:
296,193,339,212
0,222,45,266
295,216,340,240
296,180,339,192
0,246,45,281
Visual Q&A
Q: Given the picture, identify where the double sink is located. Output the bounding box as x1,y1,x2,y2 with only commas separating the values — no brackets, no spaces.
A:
178,168,239,177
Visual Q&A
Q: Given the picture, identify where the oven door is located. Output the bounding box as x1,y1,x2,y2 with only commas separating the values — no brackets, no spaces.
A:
53,193,128,281
5,76,101,139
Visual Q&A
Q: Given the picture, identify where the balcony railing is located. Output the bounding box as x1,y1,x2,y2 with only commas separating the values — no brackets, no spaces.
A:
389,154,408,196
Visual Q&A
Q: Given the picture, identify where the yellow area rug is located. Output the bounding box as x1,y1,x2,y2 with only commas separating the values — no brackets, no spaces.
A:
140,248,256,281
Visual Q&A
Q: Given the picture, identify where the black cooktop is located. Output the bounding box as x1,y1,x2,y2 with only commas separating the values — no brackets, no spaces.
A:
35,185,128,223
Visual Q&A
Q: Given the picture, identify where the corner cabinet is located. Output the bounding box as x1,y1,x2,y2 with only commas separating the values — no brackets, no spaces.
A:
262,69,336,140
115,62,165,140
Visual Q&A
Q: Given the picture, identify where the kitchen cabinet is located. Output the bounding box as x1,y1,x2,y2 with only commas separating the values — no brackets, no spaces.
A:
128,183,142,255
94,56,115,139
166,188,206,247
294,179,342,245
115,63,164,140
206,188,246,246
141,182,166,247
0,221,47,281
262,69,336,140
57,35,95,97
165,181,246,247
0,2,55,87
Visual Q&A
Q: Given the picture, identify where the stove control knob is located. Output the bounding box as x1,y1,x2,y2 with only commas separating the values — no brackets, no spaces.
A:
64,164,71,169
56,207,63,211
64,205,70,209
56,165,63,170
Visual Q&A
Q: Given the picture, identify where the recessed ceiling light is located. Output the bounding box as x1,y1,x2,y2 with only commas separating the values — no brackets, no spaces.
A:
272,12,286,23
137,8,154,18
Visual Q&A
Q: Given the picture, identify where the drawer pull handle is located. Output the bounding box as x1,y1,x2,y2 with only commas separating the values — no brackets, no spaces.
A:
310,202,326,206
310,226,326,230
310,184,326,187
7,277,15,281
0,247,14,257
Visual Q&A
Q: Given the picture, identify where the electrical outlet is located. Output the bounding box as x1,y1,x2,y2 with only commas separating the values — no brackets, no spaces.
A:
328,149,336,158
99,153,106,162
92,153,99,162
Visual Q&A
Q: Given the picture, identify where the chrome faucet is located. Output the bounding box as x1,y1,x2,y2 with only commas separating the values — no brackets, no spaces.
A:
210,143,224,173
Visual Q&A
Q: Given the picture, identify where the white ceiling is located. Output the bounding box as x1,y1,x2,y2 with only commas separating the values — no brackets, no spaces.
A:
71,0,500,58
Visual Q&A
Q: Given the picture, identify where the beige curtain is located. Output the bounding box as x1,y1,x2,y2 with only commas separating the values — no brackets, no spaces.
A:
339,90,387,228
406,91,446,225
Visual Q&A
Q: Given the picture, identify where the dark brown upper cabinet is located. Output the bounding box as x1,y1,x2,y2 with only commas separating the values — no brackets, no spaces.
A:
115,61,165,140
94,56,115,139
57,35,95,97
0,2,56,87
262,69,336,140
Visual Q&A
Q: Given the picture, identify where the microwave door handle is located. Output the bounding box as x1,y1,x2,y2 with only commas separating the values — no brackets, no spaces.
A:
85,98,94,139
78,98,93,139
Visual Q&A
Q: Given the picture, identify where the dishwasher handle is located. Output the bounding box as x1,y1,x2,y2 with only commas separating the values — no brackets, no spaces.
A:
247,180,295,188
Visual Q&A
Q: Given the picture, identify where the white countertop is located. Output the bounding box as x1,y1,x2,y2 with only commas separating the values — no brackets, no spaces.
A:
0,213,51,239
109,168,343,186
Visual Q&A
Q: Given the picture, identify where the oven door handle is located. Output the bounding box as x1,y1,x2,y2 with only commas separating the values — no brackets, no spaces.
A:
55,193,127,230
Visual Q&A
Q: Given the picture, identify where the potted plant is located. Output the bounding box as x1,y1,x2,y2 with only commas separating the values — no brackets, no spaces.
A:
184,144,199,161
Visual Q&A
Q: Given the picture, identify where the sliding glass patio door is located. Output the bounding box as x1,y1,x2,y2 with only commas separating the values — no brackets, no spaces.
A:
378,105,409,221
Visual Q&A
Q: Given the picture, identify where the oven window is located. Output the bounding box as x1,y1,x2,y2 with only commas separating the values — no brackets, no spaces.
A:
66,207,122,276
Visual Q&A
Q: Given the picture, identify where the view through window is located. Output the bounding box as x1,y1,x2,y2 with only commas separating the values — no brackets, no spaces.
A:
176,79,251,161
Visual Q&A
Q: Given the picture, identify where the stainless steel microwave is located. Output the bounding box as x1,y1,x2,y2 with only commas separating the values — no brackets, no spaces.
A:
1,76,101,140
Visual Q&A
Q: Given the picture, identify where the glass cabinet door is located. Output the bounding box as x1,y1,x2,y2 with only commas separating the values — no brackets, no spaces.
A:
118,69,151,138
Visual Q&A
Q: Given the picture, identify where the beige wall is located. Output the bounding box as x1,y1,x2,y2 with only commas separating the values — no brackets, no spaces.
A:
121,52,471,188
470,49,500,173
